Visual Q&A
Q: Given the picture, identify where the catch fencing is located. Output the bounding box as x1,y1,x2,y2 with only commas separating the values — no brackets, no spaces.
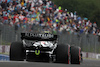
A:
0,24,100,53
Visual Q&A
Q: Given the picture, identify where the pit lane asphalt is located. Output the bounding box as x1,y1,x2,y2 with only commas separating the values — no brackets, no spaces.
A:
0,59,100,67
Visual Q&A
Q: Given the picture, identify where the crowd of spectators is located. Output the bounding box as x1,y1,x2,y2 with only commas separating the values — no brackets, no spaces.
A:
0,0,100,35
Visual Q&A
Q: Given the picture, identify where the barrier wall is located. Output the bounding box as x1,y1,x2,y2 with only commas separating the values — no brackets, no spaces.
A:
0,45,100,60
0,45,10,53
0,45,10,61
0,54,9,61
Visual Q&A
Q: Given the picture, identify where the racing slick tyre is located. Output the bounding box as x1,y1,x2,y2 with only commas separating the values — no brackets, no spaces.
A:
70,46,81,64
56,44,70,64
10,42,25,61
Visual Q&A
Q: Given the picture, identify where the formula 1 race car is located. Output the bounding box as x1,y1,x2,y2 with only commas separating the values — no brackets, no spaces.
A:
9,33,82,64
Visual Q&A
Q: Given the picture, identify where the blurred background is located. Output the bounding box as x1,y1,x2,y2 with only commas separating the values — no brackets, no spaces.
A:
0,0,100,60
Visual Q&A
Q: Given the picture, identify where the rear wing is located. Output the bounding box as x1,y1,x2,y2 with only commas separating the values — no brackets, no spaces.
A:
21,33,58,41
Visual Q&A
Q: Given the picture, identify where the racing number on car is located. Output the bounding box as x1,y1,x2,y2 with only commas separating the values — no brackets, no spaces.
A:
35,50,40,55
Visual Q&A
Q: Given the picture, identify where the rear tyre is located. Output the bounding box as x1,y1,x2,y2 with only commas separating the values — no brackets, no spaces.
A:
10,42,25,61
70,46,81,64
56,44,69,64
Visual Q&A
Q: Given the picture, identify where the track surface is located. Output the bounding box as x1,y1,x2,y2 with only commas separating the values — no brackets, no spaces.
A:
0,59,100,67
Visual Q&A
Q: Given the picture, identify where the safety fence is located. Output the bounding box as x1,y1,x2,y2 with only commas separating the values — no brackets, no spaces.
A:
0,24,100,53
